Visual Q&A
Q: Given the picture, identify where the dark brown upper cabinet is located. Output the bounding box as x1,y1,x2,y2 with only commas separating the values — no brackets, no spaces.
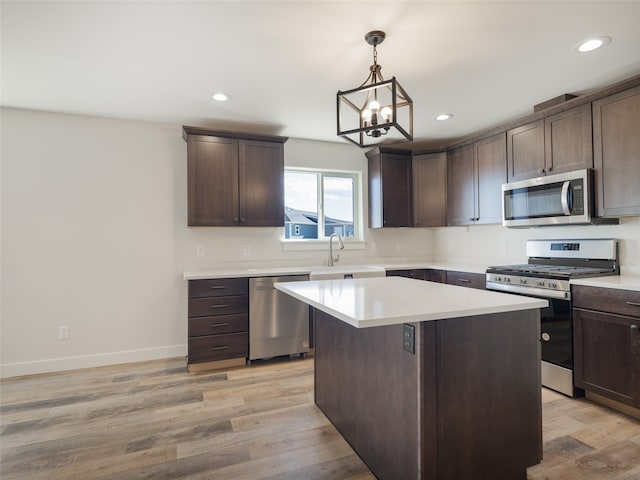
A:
593,85,640,217
507,104,593,182
183,127,287,227
412,152,446,227
366,148,412,228
447,133,506,226
446,144,475,226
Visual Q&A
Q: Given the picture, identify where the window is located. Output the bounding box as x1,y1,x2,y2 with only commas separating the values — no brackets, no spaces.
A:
284,168,360,240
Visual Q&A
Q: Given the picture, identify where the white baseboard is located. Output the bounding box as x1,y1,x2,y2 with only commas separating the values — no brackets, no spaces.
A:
0,344,187,379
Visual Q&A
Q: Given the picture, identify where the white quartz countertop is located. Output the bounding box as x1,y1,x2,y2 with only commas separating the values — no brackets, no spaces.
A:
274,276,548,328
570,274,640,292
183,261,489,280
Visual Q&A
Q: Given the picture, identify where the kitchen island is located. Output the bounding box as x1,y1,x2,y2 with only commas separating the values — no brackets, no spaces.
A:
275,276,548,480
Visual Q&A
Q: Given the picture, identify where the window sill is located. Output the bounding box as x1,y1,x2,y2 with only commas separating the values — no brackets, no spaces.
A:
281,240,367,252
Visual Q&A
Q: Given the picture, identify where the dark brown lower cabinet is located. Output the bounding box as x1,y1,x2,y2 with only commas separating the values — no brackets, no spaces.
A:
314,308,541,480
387,269,445,282
446,270,485,289
188,278,248,370
573,285,640,407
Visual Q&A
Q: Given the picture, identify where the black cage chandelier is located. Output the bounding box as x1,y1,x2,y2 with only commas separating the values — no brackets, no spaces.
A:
337,30,413,148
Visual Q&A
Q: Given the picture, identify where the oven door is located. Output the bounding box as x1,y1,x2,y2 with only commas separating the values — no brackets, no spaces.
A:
486,284,582,397
539,297,572,370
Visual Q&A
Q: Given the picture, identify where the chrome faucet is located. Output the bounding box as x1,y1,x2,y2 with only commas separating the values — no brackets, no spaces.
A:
328,233,344,267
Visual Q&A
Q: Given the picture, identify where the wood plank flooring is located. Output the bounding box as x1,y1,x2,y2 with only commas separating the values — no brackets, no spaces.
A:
1,356,639,479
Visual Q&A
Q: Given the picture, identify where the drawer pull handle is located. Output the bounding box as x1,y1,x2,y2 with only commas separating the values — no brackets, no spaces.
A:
210,286,228,290
631,325,638,332
210,346,229,351
626,301,640,307
210,304,228,309
210,323,229,328
456,279,471,283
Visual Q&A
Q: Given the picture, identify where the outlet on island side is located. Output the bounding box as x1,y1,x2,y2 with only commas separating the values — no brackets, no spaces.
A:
403,324,415,354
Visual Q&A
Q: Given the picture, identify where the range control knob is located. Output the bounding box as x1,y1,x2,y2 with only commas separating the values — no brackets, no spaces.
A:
536,280,545,287
495,276,502,282
520,278,527,284
549,282,557,289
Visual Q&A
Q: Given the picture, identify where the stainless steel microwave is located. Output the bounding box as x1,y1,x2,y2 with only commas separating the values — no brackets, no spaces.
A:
502,169,617,227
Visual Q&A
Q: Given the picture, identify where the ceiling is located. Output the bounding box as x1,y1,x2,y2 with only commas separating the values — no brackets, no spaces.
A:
2,1,640,148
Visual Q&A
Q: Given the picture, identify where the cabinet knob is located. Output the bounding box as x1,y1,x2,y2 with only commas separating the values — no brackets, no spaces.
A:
233,217,238,223
539,169,544,174
631,325,639,332
547,166,552,172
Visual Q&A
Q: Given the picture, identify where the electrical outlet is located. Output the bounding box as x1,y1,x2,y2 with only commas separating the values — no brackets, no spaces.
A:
196,244,205,257
403,324,415,354
59,325,70,340
243,244,251,256
395,242,402,253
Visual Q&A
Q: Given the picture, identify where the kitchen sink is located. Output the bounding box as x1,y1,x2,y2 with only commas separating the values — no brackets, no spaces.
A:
308,265,386,280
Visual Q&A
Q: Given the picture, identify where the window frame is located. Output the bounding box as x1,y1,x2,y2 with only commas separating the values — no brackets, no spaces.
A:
283,167,362,242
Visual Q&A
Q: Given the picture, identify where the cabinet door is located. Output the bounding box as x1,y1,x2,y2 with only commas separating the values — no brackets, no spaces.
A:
369,152,412,228
507,120,545,181
544,104,593,175
238,140,284,226
574,308,640,407
187,136,239,226
475,133,507,224
446,144,475,226
593,86,640,217
382,153,412,227
413,152,446,227
424,269,446,283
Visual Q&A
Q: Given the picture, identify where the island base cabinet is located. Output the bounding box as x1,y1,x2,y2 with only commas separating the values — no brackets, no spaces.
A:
313,309,542,480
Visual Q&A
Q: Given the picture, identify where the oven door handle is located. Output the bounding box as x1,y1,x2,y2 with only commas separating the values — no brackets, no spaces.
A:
561,181,572,215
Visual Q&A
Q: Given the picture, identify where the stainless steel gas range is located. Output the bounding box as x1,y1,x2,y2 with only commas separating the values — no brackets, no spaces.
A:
486,239,619,397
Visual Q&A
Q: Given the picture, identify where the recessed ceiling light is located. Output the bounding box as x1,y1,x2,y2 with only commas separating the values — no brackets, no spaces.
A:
577,36,611,53
434,113,453,121
212,92,230,102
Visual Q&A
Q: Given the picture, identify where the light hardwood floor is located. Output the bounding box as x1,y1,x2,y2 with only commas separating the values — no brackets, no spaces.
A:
1,357,639,479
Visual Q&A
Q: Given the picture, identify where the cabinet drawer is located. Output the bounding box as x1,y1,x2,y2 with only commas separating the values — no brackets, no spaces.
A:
188,295,248,317
189,332,248,363
386,269,426,280
189,314,248,337
189,278,248,298
572,285,640,317
446,271,485,290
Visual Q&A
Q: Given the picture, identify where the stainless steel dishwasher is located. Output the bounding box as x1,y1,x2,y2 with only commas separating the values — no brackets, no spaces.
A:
249,275,310,361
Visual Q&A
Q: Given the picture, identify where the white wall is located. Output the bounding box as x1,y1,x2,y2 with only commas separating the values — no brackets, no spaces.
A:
0,107,433,377
432,219,640,273
3,107,638,378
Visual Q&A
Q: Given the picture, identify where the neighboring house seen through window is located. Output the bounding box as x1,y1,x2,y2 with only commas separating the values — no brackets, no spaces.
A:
284,169,360,240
